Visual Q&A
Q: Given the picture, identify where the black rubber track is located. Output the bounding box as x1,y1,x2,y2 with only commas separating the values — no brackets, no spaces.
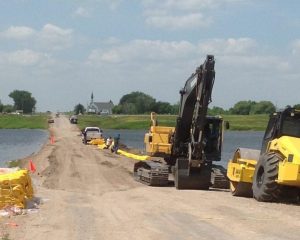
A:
252,152,282,202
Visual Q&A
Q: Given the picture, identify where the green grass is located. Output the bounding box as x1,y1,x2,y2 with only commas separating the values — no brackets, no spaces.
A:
0,114,49,129
223,114,269,131
78,114,176,130
78,114,269,131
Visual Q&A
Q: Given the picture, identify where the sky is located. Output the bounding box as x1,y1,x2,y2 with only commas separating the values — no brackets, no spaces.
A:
1,0,300,112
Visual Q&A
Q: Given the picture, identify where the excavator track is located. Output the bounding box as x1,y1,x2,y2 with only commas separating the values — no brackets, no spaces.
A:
133,160,169,186
211,165,230,189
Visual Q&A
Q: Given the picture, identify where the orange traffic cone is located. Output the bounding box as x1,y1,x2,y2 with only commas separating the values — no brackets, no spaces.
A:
29,159,36,173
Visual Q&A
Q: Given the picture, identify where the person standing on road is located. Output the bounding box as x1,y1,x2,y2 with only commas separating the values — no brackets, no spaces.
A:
105,136,113,149
111,134,120,153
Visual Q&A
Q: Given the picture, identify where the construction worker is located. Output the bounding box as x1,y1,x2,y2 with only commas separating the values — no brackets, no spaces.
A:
105,136,113,149
111,134,120,153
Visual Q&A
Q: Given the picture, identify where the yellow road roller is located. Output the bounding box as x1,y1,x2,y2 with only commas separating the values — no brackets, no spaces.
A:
227,107,300,202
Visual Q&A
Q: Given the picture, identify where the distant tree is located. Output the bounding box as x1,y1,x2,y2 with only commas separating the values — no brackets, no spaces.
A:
171,103,180,114
151,101,173,114
74,103,85,115
250,101,275,114
121,103,137,114
112,105,122,114
119,91,156,114
2,104,14,113
293,104,300,109
0,100,3,112
9,90,36,114
208,106,226,115
230,100,256,115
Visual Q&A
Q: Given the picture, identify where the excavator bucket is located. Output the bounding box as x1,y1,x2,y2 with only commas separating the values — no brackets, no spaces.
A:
175,159,211,190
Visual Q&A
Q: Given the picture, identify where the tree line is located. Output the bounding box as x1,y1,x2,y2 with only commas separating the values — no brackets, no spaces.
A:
110,92,300,115
0,90,36,114
74,91,300,115
112,91,179,115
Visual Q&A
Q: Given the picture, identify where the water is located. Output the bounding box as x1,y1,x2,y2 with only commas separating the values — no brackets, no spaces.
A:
0,128,264,168
103,129,264,167
0,129,48,167
222,131,264,166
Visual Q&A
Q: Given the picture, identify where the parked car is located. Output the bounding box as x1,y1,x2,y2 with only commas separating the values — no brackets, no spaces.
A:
70,115,78,124
82,127,103,144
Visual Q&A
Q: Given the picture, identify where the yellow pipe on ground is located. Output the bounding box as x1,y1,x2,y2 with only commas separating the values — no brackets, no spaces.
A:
117,149,150,161
88,138,105,145
97,144,150,161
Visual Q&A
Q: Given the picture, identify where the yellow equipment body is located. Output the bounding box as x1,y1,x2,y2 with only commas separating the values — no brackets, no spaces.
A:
269,136,300,187
144,112,175,157
144,125,175,157
227,136,300,196
227,148,259,183
227,159,256,184
227,148,259,197
278,161,300,186
227,109,300,201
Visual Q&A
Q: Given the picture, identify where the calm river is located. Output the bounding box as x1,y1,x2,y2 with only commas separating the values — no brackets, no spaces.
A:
104,129,264,167
0,129,264,168
0,129,48,167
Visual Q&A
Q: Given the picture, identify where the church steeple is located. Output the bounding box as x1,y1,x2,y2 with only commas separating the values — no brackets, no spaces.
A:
91,92,94,103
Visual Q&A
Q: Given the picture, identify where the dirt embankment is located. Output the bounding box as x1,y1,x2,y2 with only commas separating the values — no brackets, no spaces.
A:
3,115,300,240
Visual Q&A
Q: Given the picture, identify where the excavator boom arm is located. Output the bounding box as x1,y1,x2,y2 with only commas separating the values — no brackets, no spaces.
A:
172,55,215,159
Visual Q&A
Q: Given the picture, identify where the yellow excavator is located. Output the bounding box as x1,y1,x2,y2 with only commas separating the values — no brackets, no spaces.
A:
227,107,300,202
134,55,229,189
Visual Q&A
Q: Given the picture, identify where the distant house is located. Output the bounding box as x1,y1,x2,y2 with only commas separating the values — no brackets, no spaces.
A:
88,101,114,115
87,93,114,115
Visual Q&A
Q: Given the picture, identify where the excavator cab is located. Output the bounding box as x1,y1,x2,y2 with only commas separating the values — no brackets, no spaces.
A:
203,116,223,162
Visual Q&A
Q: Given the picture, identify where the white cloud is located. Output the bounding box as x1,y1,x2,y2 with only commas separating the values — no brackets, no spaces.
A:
291,39,300,55
87,39,195,64
142,0,245,30
104,0,123,10
38,24,73,51
88,38,257,65
198,38,257,55
143,0,218,10
145,12,211,30
101,37,121,45
73,7,91,18
1,26,35,40
88,49,121,63
84,37,297,110
220,55,290,72
1,24,73,51
143,0,244,10
0,49,47,66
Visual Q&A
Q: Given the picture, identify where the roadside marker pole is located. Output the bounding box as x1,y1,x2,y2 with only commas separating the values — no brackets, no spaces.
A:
50,136,55,144
29,159,36,173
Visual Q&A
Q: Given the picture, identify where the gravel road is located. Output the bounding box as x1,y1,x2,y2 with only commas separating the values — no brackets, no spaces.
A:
3,115,300,240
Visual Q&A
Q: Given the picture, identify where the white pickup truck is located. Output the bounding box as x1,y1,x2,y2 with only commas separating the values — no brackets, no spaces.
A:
82,127,103,144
